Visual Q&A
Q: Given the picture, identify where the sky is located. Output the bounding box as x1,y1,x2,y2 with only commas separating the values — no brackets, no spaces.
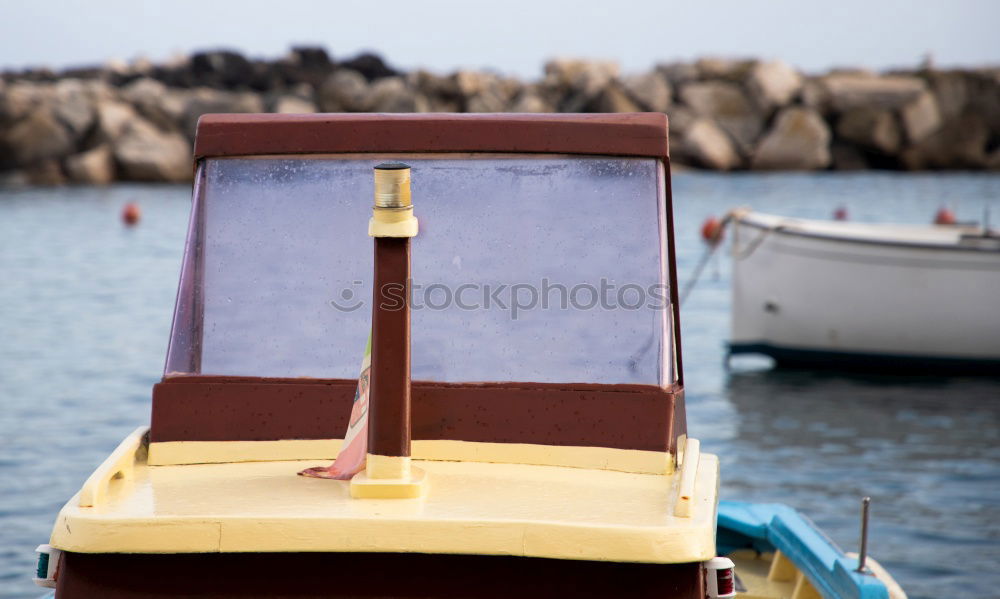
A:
0,0,997,77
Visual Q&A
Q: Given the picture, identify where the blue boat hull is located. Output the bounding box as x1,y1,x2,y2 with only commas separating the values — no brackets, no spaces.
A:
717,500,895,599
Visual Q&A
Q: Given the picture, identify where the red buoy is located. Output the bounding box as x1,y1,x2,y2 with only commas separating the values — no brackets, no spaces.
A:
122,202,141,226
700,216,724,246
833,206,848,221
933,206,956,225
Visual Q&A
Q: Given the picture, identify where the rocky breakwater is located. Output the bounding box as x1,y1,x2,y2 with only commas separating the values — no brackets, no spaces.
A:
1,48,998,185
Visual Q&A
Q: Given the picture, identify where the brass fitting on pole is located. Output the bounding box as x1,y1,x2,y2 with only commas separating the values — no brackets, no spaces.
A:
369,163,418,238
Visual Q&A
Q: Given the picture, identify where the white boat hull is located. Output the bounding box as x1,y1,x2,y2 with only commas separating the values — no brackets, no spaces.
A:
729,213,1000,371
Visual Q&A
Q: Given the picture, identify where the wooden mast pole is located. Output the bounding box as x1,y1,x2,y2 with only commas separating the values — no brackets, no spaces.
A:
351,162,425,499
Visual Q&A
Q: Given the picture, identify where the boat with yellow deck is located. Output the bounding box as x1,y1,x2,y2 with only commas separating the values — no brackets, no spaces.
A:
34,113,904,598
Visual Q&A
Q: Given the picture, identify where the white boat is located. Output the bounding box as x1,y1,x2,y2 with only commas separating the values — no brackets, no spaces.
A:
728,210,1000,372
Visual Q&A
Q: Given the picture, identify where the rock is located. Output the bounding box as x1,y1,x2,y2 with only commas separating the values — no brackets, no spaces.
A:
65,144,115,184
281,46,335,87
829,67,878,77
290,46,333,71
80,79,116,103
59,65,106,81
408,70,462,112
544,58,619,92
113,117,191,182
666,104,697,136
0,82,44,123
273,95,317,113
121,78,185,131
683,118,741,170
190,50,254,88
800,78,831,113
680,81,763,152
129,56,155,77
24,160,66,185
900,91,942,143
899,113,989,170
151,56,196,88
466,89,509,113
622,72,671,112
454,70,490,97
961,70,1000,135
821,74,926,111
591,83,642,113
94,99,141,143
4,67,56,83
180,88,264,140
746,60,802,110
656,62,699,88
830,142,869,170
103,58,130,77
751,107,831,170
836,107,901,154
0,106,75,166
986,148,1000,171
246,60,287,92
366,77,422,112
496,77,524,101
0,169,29,187
455,71,516,113
318,69,369,112
925,71,969,120
340,53,399,81
544,58,619,108
510,89,553,113
52,79,95,138
694,57,756,81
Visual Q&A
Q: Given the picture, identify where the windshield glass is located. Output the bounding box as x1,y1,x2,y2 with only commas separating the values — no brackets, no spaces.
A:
165,155,672,385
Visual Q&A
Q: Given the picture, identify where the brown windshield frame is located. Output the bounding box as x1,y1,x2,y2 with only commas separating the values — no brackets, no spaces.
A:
190,113,683,386
151,376,686,454
194,113,670,161
155,114,687,453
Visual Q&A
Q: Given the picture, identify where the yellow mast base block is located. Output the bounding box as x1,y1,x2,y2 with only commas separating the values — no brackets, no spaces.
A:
350,467,428,499
368,214,418,237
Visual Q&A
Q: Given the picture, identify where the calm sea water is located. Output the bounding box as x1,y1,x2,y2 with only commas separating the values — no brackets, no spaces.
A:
1,173,998,599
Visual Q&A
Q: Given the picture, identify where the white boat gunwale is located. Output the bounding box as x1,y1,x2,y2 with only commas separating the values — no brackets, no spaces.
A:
735,213,1000,254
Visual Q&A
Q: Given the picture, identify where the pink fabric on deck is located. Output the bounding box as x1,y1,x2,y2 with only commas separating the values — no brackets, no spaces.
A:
299,335,371,480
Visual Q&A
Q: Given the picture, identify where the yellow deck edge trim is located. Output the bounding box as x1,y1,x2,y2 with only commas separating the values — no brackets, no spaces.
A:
78,426,148,508
674,437,700,517
50,440,719,563
148,439,672,475
149,439,344,465
51,453,719,562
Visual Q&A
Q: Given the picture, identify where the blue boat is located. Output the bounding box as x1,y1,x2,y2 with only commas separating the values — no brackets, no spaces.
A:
717,501,905,598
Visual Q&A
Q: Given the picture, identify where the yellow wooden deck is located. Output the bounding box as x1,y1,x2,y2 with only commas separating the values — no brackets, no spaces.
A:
51,428,719,564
